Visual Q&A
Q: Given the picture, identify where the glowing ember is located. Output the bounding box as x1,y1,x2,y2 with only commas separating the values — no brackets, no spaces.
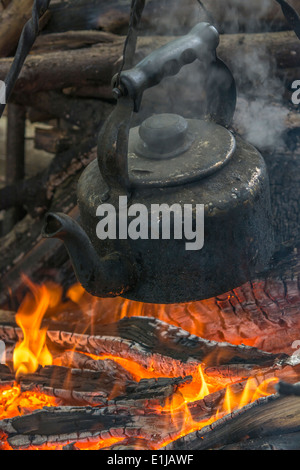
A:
85,352,173,381
0,384,57,421
75,438,125,450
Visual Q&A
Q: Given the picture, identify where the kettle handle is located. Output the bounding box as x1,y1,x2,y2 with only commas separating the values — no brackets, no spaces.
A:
113,22,236,126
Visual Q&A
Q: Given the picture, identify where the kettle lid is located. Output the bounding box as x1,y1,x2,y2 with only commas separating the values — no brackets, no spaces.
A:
128,113,236,188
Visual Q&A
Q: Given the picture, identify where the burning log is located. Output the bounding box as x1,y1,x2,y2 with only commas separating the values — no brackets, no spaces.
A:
0,377,280,450
1,311,299,405
0,282,300,449
1,361,191,408
0,315,290,378
1,240,299,356
163,393,300,451
0,364,14,387
0,369,298,450
0,403,183,449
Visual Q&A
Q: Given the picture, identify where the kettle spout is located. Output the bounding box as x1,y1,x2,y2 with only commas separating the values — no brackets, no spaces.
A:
42,212,137,298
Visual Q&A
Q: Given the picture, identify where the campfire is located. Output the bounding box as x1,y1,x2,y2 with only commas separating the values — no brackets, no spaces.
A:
0,266,300,450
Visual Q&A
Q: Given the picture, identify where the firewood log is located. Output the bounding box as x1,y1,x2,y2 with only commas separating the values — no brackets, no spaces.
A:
0,0,34,57
34,127,78,154
0,31,299,97
163,394,300,450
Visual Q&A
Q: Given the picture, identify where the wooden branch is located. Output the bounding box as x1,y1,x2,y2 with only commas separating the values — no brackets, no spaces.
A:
45,0,203,35
15,90,114,128
0,0,34,57
0,31,299,96
31,30,118,53
44,0,300,35
34,127,78,154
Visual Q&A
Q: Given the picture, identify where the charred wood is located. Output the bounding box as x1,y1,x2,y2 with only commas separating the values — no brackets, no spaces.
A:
276,380,300,396
34,127,78,154
220,432,300,450
31,30,118,54
0,315,292,380
16,91,114,128
0,381,276,450
163,394,300,450
1,381,299,450
0,139,97,215
19,368,191,408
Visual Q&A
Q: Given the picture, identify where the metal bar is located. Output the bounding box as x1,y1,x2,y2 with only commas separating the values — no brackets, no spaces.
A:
116,0,146,86
0,0,51,118
5,103,26,185
275,0,300,39
2,103,26,234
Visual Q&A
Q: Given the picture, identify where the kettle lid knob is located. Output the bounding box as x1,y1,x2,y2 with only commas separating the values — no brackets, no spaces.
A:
138,114,191,159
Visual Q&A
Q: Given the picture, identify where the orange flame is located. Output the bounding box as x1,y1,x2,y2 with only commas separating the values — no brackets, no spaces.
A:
161,375,279,447
13,278,54,378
